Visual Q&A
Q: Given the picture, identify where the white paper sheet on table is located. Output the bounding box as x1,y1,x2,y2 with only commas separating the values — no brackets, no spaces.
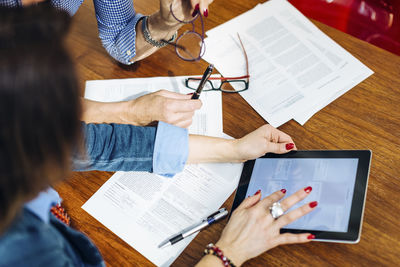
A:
203,0,373,127
82,159,243,266
84,75,223,137
83,78,243,266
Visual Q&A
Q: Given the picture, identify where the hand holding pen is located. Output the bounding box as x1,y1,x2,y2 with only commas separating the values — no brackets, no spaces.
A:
191,64,214,99
159,207,228,248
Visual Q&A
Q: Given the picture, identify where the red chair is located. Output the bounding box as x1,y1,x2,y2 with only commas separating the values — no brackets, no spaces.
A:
289,0,400,56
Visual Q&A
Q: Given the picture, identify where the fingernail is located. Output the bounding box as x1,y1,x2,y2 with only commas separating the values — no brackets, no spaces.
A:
186,92,193,95
304,186,312,193
192,4,200,17
307,234,315,240
254,189,261,195
203,8,208,17
309,201,318,208
285,143,294,150
280,189,286,194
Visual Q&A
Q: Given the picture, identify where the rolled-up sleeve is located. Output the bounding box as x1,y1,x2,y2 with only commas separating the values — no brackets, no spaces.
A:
153,121,189,177
73,122,188,176
93,0,144,64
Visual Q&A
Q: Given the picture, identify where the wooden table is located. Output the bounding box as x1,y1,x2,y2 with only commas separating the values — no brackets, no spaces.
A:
57,0,400,266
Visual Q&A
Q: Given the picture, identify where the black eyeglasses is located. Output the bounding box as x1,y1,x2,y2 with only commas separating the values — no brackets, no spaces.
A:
185,33,250,93
163,4,205,61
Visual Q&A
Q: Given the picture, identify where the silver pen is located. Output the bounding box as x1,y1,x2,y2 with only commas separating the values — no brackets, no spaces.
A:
158,208,228,249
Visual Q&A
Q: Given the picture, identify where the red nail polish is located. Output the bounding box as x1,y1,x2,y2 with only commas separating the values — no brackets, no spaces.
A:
307,234,315,240
285,143,294,150
304,186,312,193
192,4,200,17
309,201,318,208
204,9,208,17
280,189,286,194
187,92,194,95
254,189,261,195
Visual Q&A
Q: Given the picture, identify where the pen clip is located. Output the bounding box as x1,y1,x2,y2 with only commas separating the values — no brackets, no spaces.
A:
207,208,226,220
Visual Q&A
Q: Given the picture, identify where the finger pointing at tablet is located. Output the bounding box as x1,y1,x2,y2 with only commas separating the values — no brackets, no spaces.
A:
273,187,318,230
215,188,316,266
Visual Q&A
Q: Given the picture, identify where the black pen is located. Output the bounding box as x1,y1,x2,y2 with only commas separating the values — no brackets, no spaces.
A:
191,64,214,99
158,208,228,249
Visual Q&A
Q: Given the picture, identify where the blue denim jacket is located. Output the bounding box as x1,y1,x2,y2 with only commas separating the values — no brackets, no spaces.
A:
0,122,188,266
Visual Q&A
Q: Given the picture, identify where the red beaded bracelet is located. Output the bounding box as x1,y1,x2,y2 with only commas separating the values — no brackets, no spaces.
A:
203,243,236,267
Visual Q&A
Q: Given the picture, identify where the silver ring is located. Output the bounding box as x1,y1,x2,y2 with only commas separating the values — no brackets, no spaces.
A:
269,202,284,219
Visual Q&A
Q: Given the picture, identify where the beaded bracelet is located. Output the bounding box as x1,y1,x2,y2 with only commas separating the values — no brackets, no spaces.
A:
203,243,236,267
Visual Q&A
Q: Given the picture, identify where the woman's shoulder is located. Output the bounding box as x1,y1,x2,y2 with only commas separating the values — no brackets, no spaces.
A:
0,208,74,266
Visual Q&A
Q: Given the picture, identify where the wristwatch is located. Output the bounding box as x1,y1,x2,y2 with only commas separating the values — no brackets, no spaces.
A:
141,16,177,48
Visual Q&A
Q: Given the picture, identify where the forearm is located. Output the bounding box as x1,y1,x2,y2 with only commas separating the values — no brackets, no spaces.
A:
133,12,181,62
81,98,130,124
187,135,242,164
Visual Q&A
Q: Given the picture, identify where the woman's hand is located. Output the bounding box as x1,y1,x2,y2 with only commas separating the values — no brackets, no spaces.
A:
211,187,317,266
159,0,214,26
187,124,295,163
188,0,214,17
234,124,296,161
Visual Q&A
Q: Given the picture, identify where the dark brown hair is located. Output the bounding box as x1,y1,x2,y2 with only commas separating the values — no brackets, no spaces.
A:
0,3,82,231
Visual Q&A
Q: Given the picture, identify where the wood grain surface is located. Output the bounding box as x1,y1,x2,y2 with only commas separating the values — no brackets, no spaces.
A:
55,0,400,266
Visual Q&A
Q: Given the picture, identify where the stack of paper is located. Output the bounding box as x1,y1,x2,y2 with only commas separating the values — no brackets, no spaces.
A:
203,0,373,127
83,76,243,266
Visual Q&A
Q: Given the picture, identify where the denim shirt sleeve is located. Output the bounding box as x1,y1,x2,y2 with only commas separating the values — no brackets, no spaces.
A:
73,122,188,176
93,0,144,64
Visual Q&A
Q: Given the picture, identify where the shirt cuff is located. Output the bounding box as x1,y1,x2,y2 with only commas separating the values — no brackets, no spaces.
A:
153,121,188,177
101,13,144,65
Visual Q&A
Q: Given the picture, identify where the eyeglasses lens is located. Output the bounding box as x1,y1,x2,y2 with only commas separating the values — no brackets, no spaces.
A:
176,32,204,60
220,81,247,92
187,80,215,91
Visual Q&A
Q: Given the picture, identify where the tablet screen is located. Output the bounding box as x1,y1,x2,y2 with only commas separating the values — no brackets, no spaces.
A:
245,158,359,232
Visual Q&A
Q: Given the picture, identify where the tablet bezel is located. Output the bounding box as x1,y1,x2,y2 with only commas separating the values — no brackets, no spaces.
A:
231,150,372,243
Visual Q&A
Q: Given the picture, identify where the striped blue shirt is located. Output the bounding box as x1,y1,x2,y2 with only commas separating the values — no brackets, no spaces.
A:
2,0,143,64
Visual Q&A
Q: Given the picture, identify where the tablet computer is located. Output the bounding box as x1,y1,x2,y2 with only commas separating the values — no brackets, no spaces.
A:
231,150,372,243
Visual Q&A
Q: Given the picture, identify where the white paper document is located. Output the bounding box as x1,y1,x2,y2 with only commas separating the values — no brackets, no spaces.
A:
82,162,243,266
83,77,241,265
84,75,223,137
203,0,373,127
